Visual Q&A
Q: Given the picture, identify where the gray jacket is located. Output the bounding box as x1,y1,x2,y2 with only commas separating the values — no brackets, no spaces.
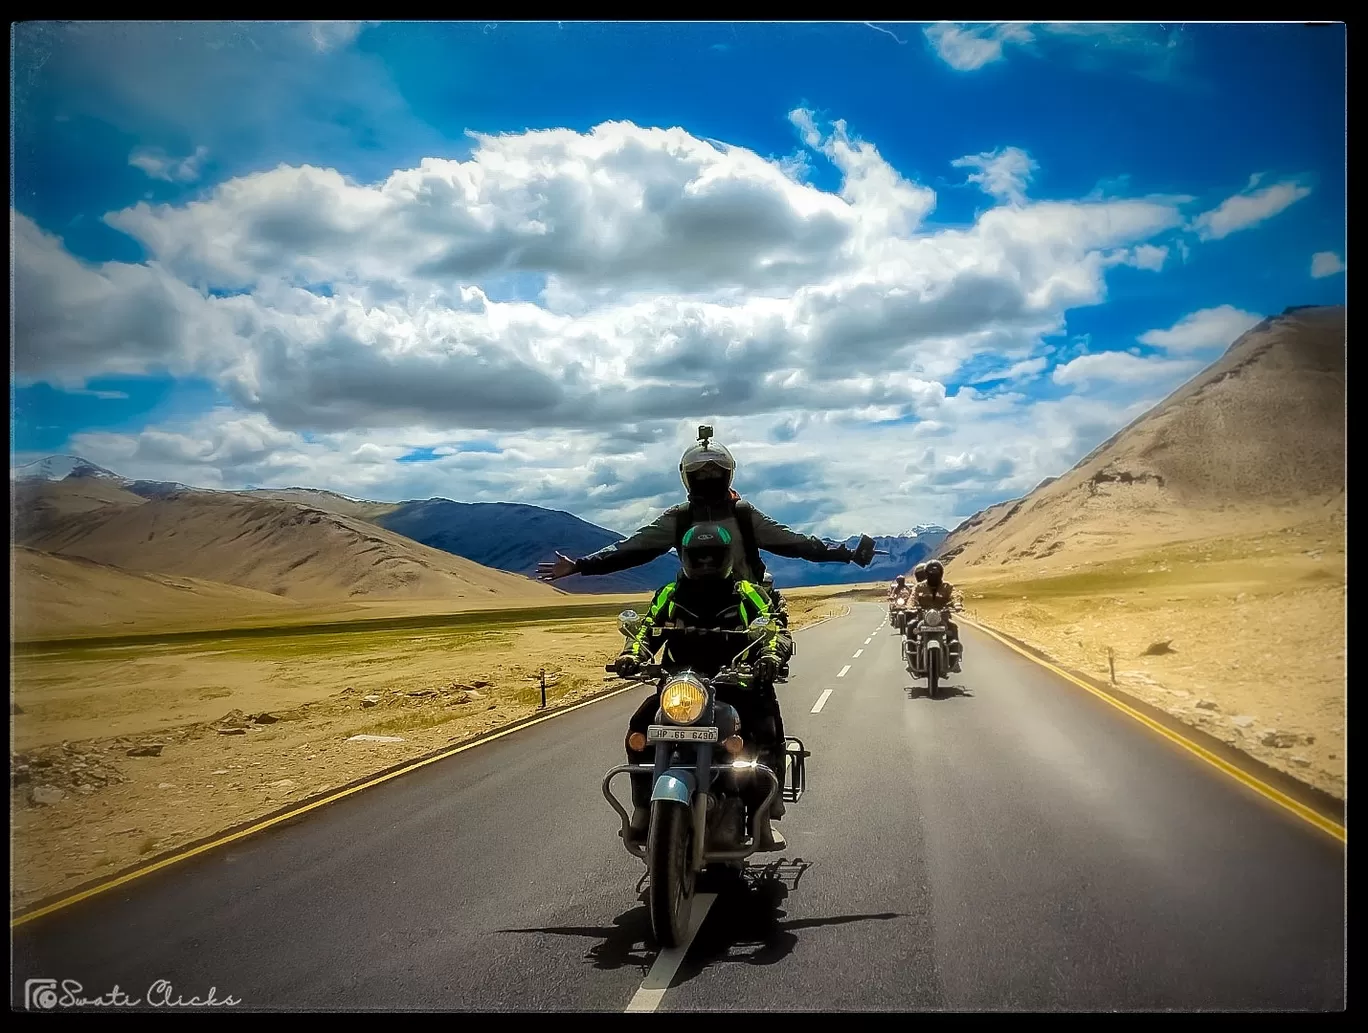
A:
574,499,854,582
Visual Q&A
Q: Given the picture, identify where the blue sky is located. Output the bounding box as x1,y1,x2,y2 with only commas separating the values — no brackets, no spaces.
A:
10,21,1346,537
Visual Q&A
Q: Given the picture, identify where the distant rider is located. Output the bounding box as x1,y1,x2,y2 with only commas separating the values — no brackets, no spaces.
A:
760,572,793,679
909,560,963,672
613,522,791,850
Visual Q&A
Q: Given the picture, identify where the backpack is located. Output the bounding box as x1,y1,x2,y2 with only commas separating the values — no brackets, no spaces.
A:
673,498,766,582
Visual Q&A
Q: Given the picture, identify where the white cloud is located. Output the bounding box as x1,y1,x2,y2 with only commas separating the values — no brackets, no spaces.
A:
1052,351,1205,387
1192,179,1312,241
17,114,1206,535
63,392,1156,539
952,146,1037,206
129,145,209,183
1128,244,1168,271
924,22,1189,80
1311,251,1345,278
923,23,1034,71
1138,305,1263,353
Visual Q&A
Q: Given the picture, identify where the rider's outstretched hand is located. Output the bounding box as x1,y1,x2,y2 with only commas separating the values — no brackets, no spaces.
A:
614,652,642,676
536,552,578,581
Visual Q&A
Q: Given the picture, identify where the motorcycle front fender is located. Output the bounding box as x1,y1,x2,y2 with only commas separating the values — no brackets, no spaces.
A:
651,769,697,805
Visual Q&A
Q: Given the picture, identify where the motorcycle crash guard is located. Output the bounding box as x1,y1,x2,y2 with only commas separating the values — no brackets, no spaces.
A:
651,768,697,805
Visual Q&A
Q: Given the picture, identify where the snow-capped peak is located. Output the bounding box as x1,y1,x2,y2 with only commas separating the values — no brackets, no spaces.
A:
899,524,949,538
11,455,125,483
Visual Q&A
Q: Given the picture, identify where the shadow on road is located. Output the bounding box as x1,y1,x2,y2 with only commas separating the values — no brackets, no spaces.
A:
497,858,903,981
905,681,974,700
496,905,658,974
675,858,905,980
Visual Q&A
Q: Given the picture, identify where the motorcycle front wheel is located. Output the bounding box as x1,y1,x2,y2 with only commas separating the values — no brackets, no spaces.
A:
647,800,695,948
927,649,940,699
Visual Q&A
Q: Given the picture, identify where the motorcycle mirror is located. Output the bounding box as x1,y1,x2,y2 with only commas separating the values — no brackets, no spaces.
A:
747,615,772,639
617,609,642,636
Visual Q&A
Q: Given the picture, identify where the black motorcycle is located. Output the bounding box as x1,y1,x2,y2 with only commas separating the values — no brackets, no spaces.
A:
602,613,809,948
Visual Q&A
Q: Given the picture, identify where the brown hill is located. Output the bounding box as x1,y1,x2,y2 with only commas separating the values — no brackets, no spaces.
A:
10,546,303,639
238,487,399,522
937,305,1345,572
11,475,148,540
18,490,565,604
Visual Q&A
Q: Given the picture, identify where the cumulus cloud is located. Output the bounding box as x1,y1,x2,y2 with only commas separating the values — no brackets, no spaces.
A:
16,113,1209,534
64,392,1153,539
952,146,1037,206
1192,178,1312,241
129,145,209,183
15,116,1186,437
1311,251,1345,278
1138,305,1263,353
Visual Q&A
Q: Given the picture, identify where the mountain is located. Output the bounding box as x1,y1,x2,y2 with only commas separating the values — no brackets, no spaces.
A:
241,487,402,522
378,500,947,592
9,456,949,596
17,491,565,604
761,532,946,587
375,498,680,595
11,475,149,541
12,455,124,482
935,305,1346,571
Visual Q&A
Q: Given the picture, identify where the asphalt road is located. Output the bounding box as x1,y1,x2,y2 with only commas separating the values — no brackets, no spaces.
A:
11,602,1345,1012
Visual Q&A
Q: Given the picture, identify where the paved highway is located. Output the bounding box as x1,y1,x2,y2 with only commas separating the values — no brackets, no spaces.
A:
11,602,1344,1011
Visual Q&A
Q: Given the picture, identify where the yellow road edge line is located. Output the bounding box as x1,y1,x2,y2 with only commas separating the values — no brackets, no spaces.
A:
12,606,857,927
959,616,1345,844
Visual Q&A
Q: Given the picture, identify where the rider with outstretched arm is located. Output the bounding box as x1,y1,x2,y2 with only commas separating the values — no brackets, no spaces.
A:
537,427,878,585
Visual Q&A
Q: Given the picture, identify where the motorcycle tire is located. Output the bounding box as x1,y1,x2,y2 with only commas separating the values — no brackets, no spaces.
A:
647,800,694,948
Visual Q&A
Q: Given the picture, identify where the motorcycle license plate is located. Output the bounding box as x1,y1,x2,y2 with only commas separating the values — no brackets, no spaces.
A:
647,725,719,743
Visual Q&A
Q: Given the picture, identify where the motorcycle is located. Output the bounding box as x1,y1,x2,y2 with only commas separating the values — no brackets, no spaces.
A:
901,605,962,698
888,592,912,632
601,611,810,949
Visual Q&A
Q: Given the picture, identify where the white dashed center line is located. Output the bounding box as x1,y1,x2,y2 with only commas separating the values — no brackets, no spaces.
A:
811,689,834,713
837,665,851,678
864,638,872,645
624,892,719,1011
853,649,863,658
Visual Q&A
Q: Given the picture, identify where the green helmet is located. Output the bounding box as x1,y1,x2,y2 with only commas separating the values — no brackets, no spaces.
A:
680,522,734,581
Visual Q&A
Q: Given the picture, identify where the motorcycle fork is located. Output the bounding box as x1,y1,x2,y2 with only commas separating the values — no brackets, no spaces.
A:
651,721,714,875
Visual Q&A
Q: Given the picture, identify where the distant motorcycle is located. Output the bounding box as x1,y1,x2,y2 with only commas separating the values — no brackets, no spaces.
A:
902,605,960,698
888,592,912,632
602,612,809,949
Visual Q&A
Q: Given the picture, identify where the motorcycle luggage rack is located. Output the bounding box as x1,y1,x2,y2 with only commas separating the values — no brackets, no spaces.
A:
782,736,809,803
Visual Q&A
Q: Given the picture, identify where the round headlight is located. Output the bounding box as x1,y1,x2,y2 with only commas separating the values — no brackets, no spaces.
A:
660,674,707,725
923,609,943,627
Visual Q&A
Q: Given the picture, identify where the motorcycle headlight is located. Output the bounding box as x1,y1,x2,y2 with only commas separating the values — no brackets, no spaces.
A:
660,674,707,725
923,609,942,627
